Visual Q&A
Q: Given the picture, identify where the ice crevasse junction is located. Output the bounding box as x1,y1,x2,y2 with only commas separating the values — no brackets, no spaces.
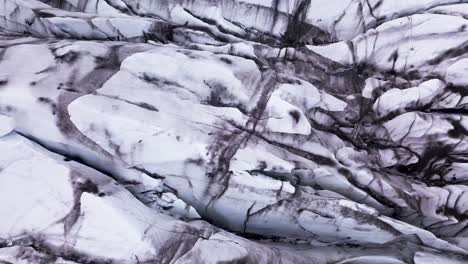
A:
4,0,468,263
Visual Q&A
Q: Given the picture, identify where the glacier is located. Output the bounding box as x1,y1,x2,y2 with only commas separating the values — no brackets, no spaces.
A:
1,0,468,263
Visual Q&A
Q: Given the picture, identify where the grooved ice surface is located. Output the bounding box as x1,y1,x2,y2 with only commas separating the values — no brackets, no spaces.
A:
2,0,468,263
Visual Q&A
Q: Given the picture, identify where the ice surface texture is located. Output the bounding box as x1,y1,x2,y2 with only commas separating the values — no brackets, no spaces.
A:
2,0,468,263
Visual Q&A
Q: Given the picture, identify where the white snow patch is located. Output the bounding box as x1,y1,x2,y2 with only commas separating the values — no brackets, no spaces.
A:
0,115,14,137
307,41,354,65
